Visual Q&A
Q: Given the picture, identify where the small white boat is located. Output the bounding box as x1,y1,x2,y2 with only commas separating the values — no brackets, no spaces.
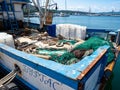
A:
59,12,70,17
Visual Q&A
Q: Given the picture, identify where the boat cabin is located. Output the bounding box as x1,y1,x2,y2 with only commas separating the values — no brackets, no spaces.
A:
0,0,29,30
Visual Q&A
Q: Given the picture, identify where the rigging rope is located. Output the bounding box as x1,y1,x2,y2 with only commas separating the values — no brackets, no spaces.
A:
0,70,17,87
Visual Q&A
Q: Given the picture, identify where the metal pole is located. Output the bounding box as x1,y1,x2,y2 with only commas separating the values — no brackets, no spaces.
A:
43,0,49,25
27,3,30,27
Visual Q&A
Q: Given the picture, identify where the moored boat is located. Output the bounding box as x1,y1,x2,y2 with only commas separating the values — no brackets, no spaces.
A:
0,24,120,90
0,0,120,90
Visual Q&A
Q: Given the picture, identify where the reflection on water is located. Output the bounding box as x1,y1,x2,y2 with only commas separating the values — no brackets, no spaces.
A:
111,53,120,90
104,53,120,90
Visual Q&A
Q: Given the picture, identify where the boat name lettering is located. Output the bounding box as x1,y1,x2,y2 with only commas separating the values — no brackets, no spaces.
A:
23,65,62,90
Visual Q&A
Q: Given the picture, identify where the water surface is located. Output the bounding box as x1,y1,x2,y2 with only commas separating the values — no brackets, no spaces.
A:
25,15,120,30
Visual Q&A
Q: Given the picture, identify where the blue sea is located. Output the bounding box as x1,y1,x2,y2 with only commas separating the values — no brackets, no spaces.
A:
26,15,120,30
26,15,120,90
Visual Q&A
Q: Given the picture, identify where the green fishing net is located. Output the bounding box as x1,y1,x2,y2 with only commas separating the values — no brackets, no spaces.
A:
50,52,78,65
36,40,78,65
36,37,114,64
73,37,115,63
59,40,77,45
37,48,88,65
37,48,68,55
36,48,77,65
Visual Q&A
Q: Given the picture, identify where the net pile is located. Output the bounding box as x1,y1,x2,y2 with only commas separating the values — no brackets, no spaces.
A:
36,37,114,64
73,37,115,63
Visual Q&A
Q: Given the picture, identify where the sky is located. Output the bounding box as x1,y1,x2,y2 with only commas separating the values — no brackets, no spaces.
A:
54,0,120,12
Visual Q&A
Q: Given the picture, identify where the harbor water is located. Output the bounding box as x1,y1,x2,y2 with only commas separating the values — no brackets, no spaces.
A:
25,15,120,90
25,15,120,30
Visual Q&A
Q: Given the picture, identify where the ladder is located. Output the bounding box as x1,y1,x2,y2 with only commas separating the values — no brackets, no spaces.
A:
3,0,19,33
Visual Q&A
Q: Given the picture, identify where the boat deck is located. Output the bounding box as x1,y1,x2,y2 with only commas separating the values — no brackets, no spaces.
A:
0,24,120,90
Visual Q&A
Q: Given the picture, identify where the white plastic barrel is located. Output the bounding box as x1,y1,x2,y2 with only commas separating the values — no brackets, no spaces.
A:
0,33,15,48
56,24,86,40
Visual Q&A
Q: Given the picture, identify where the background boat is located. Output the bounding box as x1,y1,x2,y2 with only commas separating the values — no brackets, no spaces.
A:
59,0,70,17
59,12,70,17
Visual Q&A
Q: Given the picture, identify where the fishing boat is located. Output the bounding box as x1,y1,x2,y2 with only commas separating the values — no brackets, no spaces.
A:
59,12,70,17
0,0,120,90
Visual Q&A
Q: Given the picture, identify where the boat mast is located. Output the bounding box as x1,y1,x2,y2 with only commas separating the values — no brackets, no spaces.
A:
32,0,44,29
32,0,57,30
43,0,49,25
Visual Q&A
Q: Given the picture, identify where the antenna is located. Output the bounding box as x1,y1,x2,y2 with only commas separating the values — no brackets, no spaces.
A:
65,0,67,10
